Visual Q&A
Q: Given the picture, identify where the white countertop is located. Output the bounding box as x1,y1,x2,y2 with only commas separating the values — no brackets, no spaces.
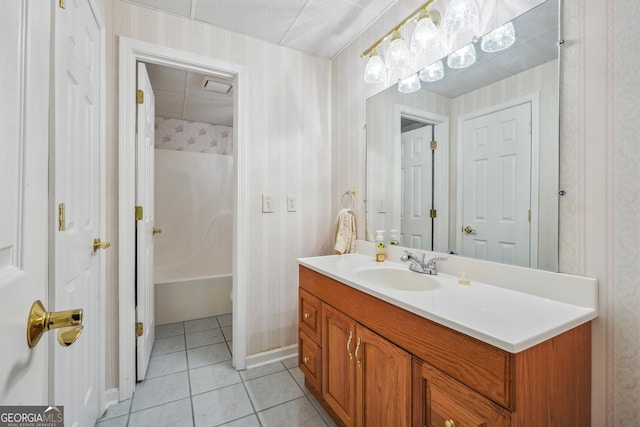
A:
298,252,598,353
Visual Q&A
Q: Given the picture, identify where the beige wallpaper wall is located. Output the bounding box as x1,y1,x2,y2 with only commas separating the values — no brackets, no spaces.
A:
102,1,333,390
331,0,639,425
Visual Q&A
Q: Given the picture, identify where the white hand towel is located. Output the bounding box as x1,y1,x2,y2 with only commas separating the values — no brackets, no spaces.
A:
334,208,356,254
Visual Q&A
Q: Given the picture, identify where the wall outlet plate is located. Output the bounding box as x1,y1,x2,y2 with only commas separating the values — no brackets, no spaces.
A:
262,194,274,213
287,195,296,212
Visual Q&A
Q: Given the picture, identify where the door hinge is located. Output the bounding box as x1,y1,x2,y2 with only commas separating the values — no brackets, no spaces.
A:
135,206,143,221
528,210,531,222
59,0,65,8
136,322,144,337
58,203,66,231
430,209,437,218
529,121,532,134
430,140,438,151
136,89,144,104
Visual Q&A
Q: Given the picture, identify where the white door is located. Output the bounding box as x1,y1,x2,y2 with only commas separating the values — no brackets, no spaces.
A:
136,63,156,381
0,0,50,406
460,102,531,266
401,125,433,250
53,0,102,425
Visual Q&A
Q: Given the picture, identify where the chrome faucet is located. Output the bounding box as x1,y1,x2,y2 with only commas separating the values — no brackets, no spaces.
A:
400,250,447,275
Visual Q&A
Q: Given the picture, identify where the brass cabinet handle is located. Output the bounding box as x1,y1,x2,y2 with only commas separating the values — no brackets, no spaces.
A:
93,238,111,252
303,356,310,364
303,312,311,319
354,337,362,368
346,330,353,360
27,300,83,348
153,227,162,235
445,420,456,427
462,225,474,234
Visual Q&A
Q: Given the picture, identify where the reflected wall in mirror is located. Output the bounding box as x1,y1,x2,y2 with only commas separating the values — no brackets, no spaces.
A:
365,0,559,271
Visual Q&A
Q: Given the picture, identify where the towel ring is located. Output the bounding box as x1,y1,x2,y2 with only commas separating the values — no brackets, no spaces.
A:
341,191,355,209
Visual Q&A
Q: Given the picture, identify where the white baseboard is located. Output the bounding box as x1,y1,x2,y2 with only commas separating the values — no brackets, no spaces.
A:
245,344,298,370
103,388,120,411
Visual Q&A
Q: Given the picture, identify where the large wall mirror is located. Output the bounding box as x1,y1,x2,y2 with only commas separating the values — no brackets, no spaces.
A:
365,0,560,271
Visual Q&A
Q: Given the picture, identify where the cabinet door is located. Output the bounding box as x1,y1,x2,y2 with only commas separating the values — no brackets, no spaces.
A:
323,303,357,427
412,358,513,427
356,325,411,427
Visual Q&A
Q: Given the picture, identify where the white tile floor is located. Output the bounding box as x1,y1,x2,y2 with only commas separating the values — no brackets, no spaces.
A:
95,314,336,427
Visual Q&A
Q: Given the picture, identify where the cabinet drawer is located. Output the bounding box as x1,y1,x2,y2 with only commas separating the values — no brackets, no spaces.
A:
299,329,322,393
299,288,322,343
413,358,513,427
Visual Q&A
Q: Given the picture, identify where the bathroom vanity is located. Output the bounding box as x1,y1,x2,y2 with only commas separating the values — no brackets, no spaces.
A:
297,252,597,427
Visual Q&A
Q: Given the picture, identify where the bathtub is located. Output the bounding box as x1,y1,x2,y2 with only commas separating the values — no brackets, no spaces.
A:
154,273,232,326
154,149,233,325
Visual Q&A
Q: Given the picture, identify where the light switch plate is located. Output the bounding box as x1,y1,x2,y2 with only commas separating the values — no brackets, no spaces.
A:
287,195,296,212
262,195,274,213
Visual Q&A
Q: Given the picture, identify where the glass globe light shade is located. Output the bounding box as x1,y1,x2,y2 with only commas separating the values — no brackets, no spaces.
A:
398,73,421,94
364,52,388,84
447,43,476,69
386,35,411,69
481,22,516,52
411,17,440,54
419,60,444,82
443,0,479,35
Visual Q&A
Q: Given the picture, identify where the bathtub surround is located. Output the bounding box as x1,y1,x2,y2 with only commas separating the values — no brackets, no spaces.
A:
153,135,233,324
154,117,233,155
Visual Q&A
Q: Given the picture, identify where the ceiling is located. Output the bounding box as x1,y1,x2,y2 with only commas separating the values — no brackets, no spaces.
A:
145,63,234,126
132,0,398,126
125,0,398,59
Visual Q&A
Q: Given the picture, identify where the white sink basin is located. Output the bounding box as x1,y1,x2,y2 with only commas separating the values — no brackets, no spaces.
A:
354,267,439,291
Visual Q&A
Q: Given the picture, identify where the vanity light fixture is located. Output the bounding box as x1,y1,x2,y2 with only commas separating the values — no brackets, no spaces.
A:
419,60,444,82
447,43,476,69
443,0,479,35
411,8,441,54
398,73,422,94
481,22,516,52
361,0,441,83
364,48,388,84
386,31,412,69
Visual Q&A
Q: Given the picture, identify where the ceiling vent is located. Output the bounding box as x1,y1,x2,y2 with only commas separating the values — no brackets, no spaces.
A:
202,77,233,94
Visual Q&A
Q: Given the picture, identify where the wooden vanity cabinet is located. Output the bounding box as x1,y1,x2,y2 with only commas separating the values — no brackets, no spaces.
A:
299,265,591,427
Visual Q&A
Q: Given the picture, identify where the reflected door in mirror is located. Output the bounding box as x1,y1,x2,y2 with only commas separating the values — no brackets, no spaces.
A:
401,125,434,250
460,101,532,266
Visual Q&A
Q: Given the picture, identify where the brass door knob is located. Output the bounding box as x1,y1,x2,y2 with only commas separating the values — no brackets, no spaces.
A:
27,300,83,348
303,356,310,364
462,225,475,234
153,227,162,235
303,312,311,319
93,238,111,252
445,420,456,427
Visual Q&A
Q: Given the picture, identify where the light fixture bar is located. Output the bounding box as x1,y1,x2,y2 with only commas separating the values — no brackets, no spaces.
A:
361,0,439,58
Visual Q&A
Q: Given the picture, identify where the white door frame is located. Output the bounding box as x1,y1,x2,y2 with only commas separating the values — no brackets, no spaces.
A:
395,105,449,252
118,37,248,400
455,93,540,267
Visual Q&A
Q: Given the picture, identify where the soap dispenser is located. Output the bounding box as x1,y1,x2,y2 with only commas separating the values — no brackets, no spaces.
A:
375,230,386,262
389,229,400,246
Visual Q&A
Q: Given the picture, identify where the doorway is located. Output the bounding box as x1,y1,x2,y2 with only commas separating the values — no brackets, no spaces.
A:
145,61,234,327
118,37,248,400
